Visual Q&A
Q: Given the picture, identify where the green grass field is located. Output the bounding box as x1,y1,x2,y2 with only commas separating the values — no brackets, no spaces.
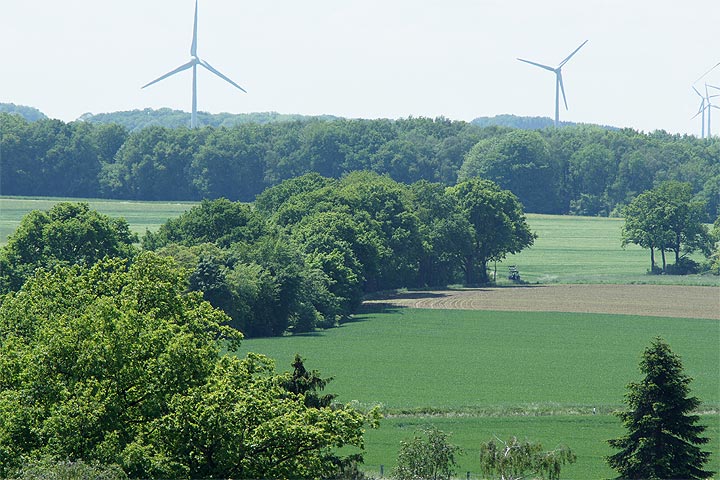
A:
496,214,719,286
242,308,720,478
0,196,195,244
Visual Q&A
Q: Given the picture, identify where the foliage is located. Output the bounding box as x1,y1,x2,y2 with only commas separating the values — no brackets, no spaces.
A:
142,197,267,249
78,107,340,131
0,103,47,121
4,112,718,219
8,458,128,480
607,337,714,479
449,178,536,284
391,427,460,480
281,354,336,408
0,202,137,292
459,129,559,213
622,181,711,273
709,217,720,275
146,354,377,479
0,253,376,479
478,436,576,480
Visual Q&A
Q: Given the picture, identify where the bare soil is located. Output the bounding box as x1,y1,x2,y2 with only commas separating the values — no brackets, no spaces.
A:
363,284,720,320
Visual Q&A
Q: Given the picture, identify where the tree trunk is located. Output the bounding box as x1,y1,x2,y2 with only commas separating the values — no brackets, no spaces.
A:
650,247,655,272
477,258,490,285
661,249,667,272
464,256,475,285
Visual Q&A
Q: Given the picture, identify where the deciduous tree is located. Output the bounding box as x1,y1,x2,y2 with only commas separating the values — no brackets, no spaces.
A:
479,436,575,480
622,182,711,273
449,178,536,284
0,202,137,293
392,427,460,480
0,253,377,479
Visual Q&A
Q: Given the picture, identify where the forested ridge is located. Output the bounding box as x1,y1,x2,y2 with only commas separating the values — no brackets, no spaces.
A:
1,112,718,219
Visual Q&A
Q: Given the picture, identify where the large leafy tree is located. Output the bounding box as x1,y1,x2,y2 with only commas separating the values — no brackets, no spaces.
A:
449,178,536,284
459,130,560,213
409,180,474,287
142,198,267,250
0,202,137,293
607,337,714,479
0,253,376,479
622,181,711,273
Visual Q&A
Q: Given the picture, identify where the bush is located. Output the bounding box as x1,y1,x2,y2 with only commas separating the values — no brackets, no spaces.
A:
665,257,701,275
9,459,127,480
392,426,461,480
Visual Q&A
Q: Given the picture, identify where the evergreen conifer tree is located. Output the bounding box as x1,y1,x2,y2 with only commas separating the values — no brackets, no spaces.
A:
607,337,714,479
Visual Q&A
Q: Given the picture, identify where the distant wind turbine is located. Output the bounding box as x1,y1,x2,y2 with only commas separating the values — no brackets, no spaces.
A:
692,84,720,139
142,0,246,128
517,40,588,128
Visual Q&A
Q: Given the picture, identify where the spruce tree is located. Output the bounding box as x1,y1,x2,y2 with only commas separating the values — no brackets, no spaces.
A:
607,337,714,479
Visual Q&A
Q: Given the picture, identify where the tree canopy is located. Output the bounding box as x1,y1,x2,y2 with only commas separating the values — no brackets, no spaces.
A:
622,181,712,273
0,202,137,293
2,113,718,219
0,253,376,479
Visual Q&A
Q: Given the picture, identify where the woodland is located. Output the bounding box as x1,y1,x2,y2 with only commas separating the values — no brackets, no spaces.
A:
1,112,718,220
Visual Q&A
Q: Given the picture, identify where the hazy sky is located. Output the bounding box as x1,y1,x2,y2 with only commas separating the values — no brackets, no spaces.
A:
3,0,719,135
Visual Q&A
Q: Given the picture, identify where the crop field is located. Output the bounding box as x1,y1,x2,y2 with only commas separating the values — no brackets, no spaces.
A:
365,284,720,319
243,308,720,477
0,196,196,244
497,214,719,286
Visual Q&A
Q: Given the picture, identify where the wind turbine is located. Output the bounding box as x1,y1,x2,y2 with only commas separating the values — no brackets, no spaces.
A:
705,84,720,138
142,0,246,128
517,40,588,128
692,83,720,139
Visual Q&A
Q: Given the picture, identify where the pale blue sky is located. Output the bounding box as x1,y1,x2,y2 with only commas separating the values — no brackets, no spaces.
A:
2,0,719,135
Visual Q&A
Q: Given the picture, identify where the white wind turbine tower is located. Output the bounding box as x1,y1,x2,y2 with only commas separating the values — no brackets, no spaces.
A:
707,84,720,138
692,86,706,138
142,0,246,128
517,40,588,128
692,83,720,139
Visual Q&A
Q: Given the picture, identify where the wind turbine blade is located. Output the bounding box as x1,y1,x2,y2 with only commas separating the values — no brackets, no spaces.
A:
142,60,196,89
191,0,198,57
558,40,588,67
708,84,720,91
517,58,555,72
558,72,568,110
692,86,703,98
694,62,720,83
198,58,247,92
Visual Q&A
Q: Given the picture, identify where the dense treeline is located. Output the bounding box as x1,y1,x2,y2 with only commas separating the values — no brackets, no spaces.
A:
1,173,535,337
78,108,341,132
1,112,718,219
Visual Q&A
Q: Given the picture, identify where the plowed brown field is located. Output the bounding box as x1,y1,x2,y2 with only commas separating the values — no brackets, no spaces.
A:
363,284,720,319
